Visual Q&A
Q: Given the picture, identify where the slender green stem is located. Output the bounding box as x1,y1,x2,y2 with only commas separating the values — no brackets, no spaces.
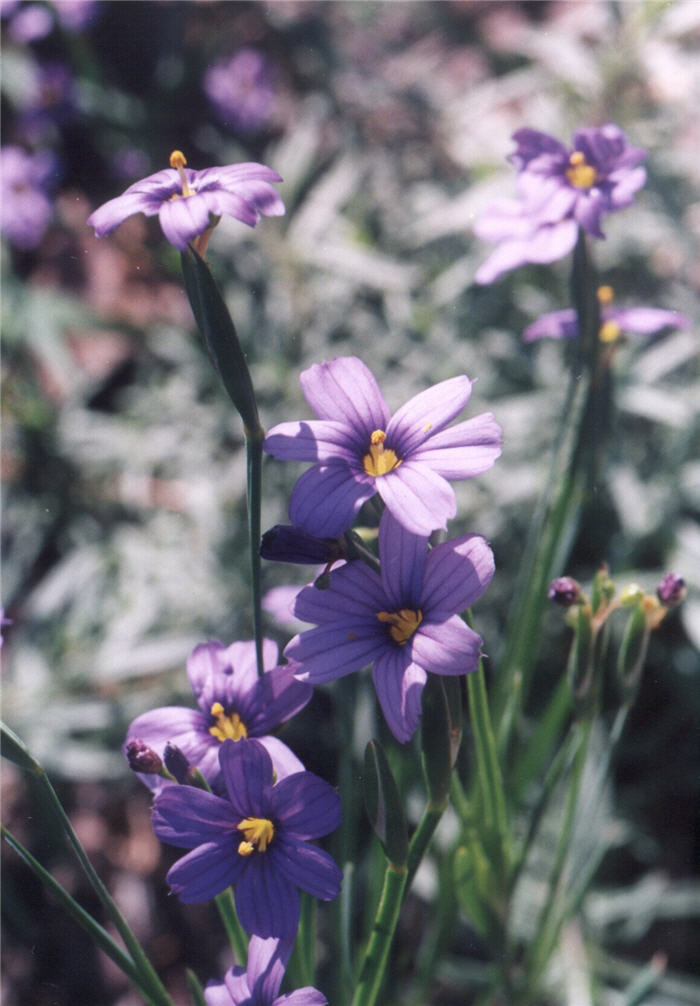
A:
466,661,509,864
185,969,207,1006
214,888,249,965
449,772,472,825
351,863,408,1006
406,800,447,892
2,826,157,1001
246,425,265,677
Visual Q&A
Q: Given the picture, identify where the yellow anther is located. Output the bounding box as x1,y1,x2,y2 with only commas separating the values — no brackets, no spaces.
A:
237,817,275,853
169,150,192,196
599,320,621,344
237,840,255,856
377,608,423,646
208,703,248,743
363,429,401,477
597,285,615,305
566,151,597,189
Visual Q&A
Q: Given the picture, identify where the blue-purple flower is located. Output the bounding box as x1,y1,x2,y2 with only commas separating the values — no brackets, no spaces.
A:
1,145,56,249
523,285,690,343
475,124,647,284
87,150,284,251
264,356,502,538
285,512,495,743
204,935,326,1006
152,739,342,938
204,49,278,134
125,639,311,791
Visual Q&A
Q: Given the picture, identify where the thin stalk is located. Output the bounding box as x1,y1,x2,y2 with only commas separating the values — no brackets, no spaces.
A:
246,425,265,677
351,863,408,1006
214,888,249,965
185,969,208,1006
466,660,509,864
405,799,448,892
2,826,154,1001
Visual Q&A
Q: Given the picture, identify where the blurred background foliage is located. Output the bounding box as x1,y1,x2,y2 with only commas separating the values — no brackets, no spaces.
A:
1,1,698,1004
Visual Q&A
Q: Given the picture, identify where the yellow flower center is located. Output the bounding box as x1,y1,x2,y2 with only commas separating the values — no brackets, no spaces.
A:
236,817,275,856
599,320,621,344
377,608,423,646
597,285,614,305
169,149,193,197
566,151,597,189
362,430,401,477
208,702,248,743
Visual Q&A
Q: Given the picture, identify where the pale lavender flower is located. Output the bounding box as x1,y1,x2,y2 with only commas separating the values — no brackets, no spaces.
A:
125,639,311,792
264,356,501,538
285,511,495,743
1,145,55,249
87,150,284,251
153,739,342,938
475,124,647,284
204,934,326,1005
204,49,278,134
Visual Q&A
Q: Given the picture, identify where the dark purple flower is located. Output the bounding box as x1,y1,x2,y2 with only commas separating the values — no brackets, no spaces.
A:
285,511,495,743
1,145,56,249
125,639,312,792
204,49,278,134
125,738,164,775
475,124,647,284
152,739,342,938
656,572,685,606
548,577,582,608
204,934,326,1005
87,150,284,251
523,285,690,343
264,356,502,538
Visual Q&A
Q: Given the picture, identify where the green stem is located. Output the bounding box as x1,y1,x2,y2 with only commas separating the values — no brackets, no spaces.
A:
351,863,408,1006
466,661,509,864
246,425,265,677
214,888,249,965
2,826,157,1001
406,800,447,892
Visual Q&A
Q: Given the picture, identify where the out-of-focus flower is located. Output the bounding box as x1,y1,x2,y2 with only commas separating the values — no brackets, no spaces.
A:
87,150,284,251
204,934,326,1005
656,572,686,606
264,356,501,538
204,49,278,134
1,145,55,249
474,124,647,284
285,512,495,743
523,285,690,343
153,739,342,937
51,0,98,31
2,0,97,41
124,639,311,792
548,577,582,607
17,62,75,140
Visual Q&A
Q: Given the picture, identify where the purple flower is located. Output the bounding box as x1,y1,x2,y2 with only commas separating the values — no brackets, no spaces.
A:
152,739,342,938
264,356,502,538
285,512,495,743
523,286,690,344
204,934,326,1006
125,639,312,792
1,145,56,249
204,49,278,134
474,124,647,284
87,150,284,251
656,573,685,606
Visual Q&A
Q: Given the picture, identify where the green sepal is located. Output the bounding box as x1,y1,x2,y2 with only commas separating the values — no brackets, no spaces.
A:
363,740,408,867
616,602,649,697
567,604,594,700
180,246,261,435
421,675,462,806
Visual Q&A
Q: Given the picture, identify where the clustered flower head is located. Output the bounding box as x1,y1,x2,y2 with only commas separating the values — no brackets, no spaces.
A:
264,356,502,538
474,124,647,284
87,150,284,251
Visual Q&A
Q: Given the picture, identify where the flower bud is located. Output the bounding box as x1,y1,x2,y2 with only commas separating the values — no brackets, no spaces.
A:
619,583,645,607
260,525,345,565
656,572,686,606
125,739,163,775
548,576,582,607
163,742,191,784
363,739,408,867
591,563,615,613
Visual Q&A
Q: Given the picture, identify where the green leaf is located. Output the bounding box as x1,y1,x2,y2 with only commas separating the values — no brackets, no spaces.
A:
363,740,408,867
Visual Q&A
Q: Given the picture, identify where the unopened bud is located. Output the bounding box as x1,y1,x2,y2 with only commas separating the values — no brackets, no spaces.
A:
125,739,163,775
548,577,582,607
620,583,644,607
656,572,686,606
260,525,345,565
163,742,191,784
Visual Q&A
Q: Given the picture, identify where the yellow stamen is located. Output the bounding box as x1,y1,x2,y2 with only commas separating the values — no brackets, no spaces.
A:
566,150,597,189
208,702,248,743
377,608,423,646
597,285,614,305
362,430,401,477
236,817,275,854
169,149,192,197
599,320,621,344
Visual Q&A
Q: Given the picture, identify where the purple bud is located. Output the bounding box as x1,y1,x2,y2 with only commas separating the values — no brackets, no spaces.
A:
656,572,686,606
260,524,345,565
125,739,163,775
548,576,582,607
163,742,191,784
